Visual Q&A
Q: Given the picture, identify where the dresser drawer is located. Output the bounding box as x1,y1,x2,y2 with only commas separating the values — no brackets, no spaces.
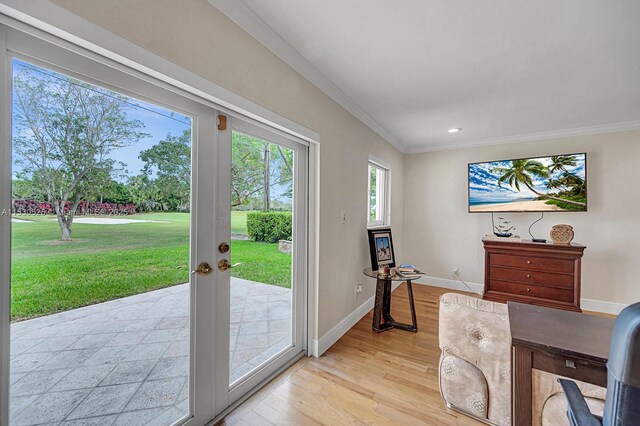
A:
489,266,574,289
489,280,575,303
489,253,574,273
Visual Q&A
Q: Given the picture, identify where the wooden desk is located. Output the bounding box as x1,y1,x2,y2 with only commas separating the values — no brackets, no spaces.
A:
508,302,615,426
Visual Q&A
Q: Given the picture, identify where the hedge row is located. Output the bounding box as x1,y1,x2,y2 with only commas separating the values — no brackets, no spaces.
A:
247,211,292,243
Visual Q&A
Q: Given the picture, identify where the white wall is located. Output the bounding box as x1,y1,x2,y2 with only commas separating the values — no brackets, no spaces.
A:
404,130,640,312
48,0,405,340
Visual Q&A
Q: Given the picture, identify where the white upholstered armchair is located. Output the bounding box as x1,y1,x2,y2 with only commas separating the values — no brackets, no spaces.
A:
438,292,512,426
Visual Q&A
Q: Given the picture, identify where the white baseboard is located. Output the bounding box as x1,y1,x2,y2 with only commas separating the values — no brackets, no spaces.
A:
311,294,375,357
412,275,484,295
581,298,627,315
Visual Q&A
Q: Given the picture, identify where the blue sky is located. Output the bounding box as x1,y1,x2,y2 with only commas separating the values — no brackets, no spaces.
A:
468,155,586,204
11,59,292,204
11,59,191,180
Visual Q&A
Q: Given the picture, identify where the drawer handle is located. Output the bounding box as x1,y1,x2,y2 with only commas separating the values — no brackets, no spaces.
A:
526,288,531,292
526,260,531,264
526,274,531,278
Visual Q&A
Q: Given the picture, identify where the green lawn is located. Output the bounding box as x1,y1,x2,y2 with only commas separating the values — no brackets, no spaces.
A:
231,210,253,235
10,212,290,321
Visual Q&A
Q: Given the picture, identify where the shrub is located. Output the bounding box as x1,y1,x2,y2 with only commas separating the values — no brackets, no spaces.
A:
247,211,292,243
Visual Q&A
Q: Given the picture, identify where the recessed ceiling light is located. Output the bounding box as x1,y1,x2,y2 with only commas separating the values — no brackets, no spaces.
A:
448,128,462,133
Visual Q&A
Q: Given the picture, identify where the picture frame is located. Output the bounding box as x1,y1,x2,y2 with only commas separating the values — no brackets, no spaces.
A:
367,227,395,270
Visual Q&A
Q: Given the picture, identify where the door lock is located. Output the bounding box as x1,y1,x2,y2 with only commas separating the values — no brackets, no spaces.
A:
218,242,230,253
218,259,241,271
191,262,213,275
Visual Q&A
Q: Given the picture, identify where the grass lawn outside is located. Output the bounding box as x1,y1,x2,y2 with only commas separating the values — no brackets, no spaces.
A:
10,212,290,321
231,210,253,235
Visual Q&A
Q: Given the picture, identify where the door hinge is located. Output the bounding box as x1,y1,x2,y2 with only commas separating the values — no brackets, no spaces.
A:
217,114,227,131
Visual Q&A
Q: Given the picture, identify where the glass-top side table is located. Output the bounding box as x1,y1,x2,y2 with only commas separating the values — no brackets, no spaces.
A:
362,267,421,333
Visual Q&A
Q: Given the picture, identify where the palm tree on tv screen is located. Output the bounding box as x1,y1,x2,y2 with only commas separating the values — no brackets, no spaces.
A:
492,159,586,208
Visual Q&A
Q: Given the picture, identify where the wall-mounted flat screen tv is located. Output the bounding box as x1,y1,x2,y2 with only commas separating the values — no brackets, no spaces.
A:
468,153,587,213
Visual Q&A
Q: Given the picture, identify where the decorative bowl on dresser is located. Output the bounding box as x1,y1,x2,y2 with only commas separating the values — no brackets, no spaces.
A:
482,238,585,312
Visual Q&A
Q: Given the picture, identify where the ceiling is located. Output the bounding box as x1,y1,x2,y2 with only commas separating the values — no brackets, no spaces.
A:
211,0,640,152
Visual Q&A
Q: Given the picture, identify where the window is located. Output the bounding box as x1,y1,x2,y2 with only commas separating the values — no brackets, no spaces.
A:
367,156,390,227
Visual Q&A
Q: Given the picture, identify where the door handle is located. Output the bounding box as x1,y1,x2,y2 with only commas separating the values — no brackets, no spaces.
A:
218,259,241,271
191,262,213,275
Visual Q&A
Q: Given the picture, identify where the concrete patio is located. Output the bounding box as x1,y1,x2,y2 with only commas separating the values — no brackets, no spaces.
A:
9,278,292,426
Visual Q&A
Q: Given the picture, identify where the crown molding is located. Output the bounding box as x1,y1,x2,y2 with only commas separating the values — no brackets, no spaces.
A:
208,0,405,153
405,120,640,154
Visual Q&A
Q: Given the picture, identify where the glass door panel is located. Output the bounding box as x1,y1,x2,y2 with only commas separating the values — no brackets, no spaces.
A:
8,58,194,425
213,117,307,414
228,132,294,385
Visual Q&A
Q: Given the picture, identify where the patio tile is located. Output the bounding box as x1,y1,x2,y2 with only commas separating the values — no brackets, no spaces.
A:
113,407,171,426
239,320,269,336
232,349,263,367
100,359,157,386
10,338,44,356
67,333,117,350
82,346,133,366
93,320,132,333
25,335,81,353
9,394,38,419
124,319,161,332
124,377,185,411
10,372,28,386
67,383,139,420
104,331,151,347
269,331,290,346
154,316,188,330
52,365,116,391
142,329,179,343
269,319,291,333
11,368,73,396
235,333,269,351
12,389,91,425
163,340,189,358
60,414,118,425
10,352,54,373
148,356,188,381
40,349,98,370
146,406,187,426
123,342,170,362
9,279,291,423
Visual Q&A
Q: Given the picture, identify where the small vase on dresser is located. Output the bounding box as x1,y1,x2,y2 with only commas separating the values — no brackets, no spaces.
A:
482,238,585,312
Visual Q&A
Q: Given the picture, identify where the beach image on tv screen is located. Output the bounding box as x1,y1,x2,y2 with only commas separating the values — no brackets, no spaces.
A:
468,153,586,212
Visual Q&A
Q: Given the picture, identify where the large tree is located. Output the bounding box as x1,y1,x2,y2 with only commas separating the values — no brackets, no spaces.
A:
139,130,191,211
13,64,147,240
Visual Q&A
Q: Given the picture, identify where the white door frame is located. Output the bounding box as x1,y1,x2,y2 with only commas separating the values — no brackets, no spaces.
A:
0,25,225,425
0,10,318,424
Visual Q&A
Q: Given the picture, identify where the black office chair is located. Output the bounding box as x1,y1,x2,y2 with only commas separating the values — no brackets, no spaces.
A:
558,302,640,426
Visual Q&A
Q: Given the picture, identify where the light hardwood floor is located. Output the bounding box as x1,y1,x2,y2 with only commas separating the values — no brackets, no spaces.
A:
217,284,484,425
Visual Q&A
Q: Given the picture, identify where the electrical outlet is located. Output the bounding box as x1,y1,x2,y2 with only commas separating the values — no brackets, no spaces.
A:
340,209,346,224
452,266,459,276
356,283,363,294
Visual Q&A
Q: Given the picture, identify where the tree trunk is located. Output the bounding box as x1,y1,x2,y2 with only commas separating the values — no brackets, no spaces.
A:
263,143,270,211
524,182,586,207
60,221,72,241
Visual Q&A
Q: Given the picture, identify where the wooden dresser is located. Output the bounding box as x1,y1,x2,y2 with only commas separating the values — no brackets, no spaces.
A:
483,238,585,312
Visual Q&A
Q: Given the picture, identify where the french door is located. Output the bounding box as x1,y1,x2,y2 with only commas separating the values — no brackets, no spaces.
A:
0,24,307,425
